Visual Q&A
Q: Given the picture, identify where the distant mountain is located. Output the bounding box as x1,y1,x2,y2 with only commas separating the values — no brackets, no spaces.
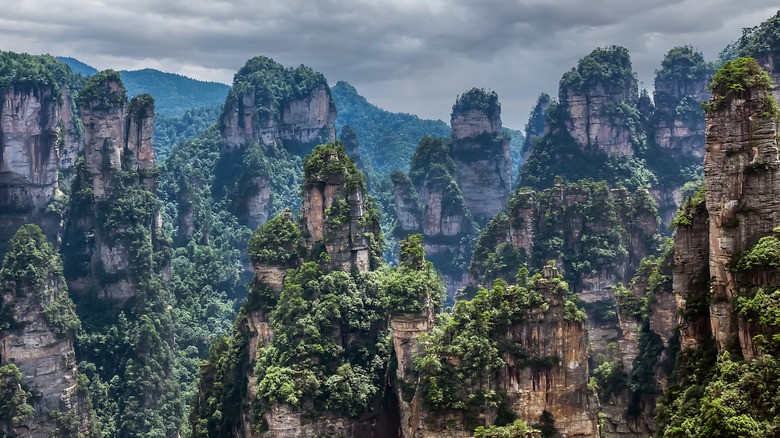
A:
55,56,230,117
119,69,229,117
57,56,98,76
331,81,451,174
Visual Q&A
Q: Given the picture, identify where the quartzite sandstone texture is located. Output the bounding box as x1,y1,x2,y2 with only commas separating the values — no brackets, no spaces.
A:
450,105,511,224
0,83,80,255
221,83,336,152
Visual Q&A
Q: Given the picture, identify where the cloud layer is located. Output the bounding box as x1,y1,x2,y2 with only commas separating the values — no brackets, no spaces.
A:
1,1,777,126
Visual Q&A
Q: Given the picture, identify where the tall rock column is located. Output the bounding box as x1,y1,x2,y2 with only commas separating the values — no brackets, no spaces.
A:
0,225,87,437
301,143,375,273
71,71,161,302
449,88,511,223
559,46,640,158
703,58,780,355
0,58,81,255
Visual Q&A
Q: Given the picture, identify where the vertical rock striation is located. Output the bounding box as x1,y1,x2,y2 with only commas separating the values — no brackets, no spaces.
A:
0,225,87,437
559,46,639,158
0,55,82,255
450,88,512,223
70,71,161,302
702,58,780,356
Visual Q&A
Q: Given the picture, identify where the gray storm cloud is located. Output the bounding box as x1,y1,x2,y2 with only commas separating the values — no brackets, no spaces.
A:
0,0,777,125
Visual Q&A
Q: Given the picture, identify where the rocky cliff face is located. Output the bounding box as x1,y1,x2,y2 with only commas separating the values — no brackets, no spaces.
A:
392,136,477,300
221,83,335,152
450,89,511,223
209,57,337,231
300,144,375,273
503,267,597,437
648,46,712,227
192,143,390,437
0,77,80,255
559,47,639,158
702,60,780,357
395,266,597,437
69,72,161,302
392,89,512,300
219,57,335,155
0,225,87,437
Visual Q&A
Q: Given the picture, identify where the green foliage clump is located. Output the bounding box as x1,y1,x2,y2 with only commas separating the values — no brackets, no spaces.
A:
737,288,780,355
0,51,79,99
302,142,365,191
721,11,780,67
590,349,628,401
253,263,391,419
733,227,780,272
708,57,776,109
385,235,445,314
660,352,780,438
672,183,705,227
655,46,713,87
560,46,635,92
452,87,500,118
0,224,81,337
0,364,35,429
78,69,127,110
474,419,530,438
128,93,154,120
247,209,301,265
415,273,572,426
409,136,456,187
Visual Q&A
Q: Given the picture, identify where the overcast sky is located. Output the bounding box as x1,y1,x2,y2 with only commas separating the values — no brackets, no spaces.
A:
0,1,777,128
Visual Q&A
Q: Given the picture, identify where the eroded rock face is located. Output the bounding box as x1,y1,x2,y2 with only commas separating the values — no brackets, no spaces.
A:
70,81,161,304
397,268,598,438
0,84,77,254
0,278,87,437
0,226,87,437
704,86,780,356
562,82,638,158
301,172,372,274
450,104,511,223
672,202,710,350
221,84,336,152
503,274,597,437
390,314,433,438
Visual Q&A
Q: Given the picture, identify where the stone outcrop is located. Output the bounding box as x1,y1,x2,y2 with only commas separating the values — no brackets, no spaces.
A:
503,267,597,437
66,71,161,302
0,225,88,437
395,266,597,437
450,89,511,223
559,47,639,158
211,57,337,231
702,63,780,357
221,83,336,152
0,80,81,255
193,144,389,437
522,93,551,161
393,89,512,300
649,46,712,227
300,146,374,273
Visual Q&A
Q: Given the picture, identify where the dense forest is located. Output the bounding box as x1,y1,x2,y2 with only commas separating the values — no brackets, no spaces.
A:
1,9,780,438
